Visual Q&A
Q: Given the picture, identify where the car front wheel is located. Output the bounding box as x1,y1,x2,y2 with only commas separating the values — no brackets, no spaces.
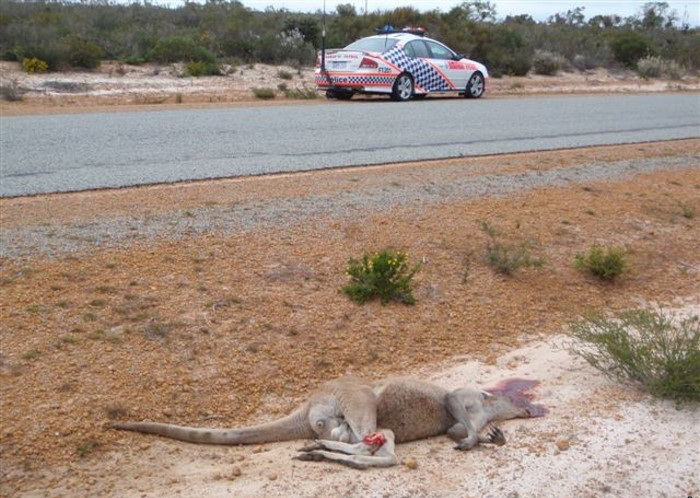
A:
465,72,485,99
391,74,413,102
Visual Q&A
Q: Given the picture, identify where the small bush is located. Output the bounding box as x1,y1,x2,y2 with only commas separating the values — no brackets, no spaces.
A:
252,87,276,99
148,37,216,64
186,61,221,77
609,31,655,68
277,69,293,80
575,245,628,280
568,309,700,402
283,86,318,99
122,55,145,65
571,54,600,71
22,57,48,73
480,221,544,275
637,57,685,80
485,240,544,275
342,250,419,305
64,37,102,69
532,51,563,75
0,80,25,101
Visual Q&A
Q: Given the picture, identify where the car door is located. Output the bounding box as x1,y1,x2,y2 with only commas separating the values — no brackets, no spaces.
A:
424,40,468,90
402,39,452,93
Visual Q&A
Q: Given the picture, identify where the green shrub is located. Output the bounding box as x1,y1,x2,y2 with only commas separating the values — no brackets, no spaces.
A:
532,51,563,75
22,57,48,73
575,245,628,280
148,37,216,64
185,61,221,77
609,31,655,68
342,250,419,305
64,37,102,69
252,87,276,99
122,55,145,65
568,309,700,402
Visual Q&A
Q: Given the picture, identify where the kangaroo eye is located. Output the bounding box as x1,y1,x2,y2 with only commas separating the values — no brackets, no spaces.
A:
316,420,325,429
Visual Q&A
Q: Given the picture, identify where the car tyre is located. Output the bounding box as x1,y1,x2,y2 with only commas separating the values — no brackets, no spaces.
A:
336,92,353,100
391,73,413,102
465,72,485,99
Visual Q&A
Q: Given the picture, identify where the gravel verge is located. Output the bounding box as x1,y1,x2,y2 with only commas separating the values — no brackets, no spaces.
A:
2,153,697,260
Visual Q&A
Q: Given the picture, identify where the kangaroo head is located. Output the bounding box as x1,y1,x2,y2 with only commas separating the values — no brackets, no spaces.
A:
308,403,351,441
483,378,548,418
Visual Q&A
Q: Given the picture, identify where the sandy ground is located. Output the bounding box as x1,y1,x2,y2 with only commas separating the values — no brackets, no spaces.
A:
1,139,699,497
1,60,698,115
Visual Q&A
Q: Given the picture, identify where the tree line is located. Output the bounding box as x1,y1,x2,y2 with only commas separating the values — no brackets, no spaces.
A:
1,0,697,76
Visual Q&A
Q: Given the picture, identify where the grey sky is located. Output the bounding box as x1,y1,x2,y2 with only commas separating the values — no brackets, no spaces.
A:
237,1,700,26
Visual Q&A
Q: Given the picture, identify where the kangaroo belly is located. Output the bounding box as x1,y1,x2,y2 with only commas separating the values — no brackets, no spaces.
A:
375,378,453,443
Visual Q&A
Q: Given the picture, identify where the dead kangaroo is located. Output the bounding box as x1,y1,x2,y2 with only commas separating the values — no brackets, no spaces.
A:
112,376,546,469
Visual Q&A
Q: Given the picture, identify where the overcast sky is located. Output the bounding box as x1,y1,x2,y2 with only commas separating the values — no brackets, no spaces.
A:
235,1,699,26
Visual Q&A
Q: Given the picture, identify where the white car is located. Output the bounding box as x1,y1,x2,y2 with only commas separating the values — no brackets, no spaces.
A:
315,27,488,101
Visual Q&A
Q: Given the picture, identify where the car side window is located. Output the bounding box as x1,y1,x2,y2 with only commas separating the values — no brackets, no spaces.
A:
426,42,454,60
407,40,430,59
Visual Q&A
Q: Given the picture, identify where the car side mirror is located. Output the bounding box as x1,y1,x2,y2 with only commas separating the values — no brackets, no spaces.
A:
453,54,465,60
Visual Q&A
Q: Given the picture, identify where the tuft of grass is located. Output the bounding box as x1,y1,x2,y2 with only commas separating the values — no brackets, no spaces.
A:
282,86,318,99
105,405,129,419
575,245,628,281
25,304,47,314
342,250,419,305
277,69,293,80
22,349,41,361
484,240,545,275
568,310,700,402
252,87,276,100
479,221,545,275
76,439,101,458
679,203,695,219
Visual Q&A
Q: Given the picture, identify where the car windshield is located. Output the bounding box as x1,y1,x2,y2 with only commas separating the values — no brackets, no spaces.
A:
344,37,398,53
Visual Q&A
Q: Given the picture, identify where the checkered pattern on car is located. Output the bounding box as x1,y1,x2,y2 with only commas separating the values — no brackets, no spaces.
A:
347,76,394,85
315,75,393,86
381,46,451,92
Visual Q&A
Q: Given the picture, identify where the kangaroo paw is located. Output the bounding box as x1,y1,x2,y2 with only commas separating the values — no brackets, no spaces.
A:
293,450,326,462
297,441,324,452
487,425,506,446
453,436,478,451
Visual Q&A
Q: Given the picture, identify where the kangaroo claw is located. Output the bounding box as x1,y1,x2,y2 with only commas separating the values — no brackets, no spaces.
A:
488,426,506,446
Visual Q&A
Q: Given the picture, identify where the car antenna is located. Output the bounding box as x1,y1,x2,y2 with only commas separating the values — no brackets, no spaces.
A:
320,0,331,85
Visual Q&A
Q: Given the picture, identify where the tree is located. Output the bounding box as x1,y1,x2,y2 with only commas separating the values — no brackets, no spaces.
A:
640,2,678,29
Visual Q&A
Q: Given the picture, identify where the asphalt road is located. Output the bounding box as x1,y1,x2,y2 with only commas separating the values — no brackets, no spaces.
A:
1,94,698,196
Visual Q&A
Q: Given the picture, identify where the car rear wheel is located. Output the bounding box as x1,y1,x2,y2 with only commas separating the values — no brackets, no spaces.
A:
391,74,413,102
465,72,485,99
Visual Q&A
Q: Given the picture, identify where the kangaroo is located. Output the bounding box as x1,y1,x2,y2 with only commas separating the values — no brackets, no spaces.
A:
112,376,546,469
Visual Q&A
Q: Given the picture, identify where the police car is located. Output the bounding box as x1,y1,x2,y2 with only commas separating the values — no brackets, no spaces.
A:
316,27,488,101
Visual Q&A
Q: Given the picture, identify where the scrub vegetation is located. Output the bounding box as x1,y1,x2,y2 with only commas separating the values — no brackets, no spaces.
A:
342,250,420,305
0,1,697,78
568,310,700,402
